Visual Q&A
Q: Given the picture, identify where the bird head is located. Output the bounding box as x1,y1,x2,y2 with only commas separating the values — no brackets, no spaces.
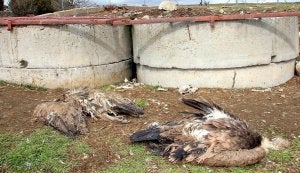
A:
261,137,291,153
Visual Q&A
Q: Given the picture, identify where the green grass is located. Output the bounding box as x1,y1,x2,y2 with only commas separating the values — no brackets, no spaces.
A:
145,85,160,91
0,81,47,91
0,80,6,86
133,98,148,109
72,141,91,154
17,84,47,91
99,84,115,92
267,150,293,163
293,139,300,150
0,127,91,173
102,138,300,173
102,138,212,173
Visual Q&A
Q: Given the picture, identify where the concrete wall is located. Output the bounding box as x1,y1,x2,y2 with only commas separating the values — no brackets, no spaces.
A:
0,13,298,89
133,17,299,88
0,24,132,88
137,60,295,88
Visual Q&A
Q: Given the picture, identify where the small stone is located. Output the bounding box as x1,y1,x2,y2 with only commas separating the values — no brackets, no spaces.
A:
158,0,177,11
141,15,150,20
82,153,89,159
129,150,134,156
123,13,131,17
251,88,271,92
115,154,121,159
280,94,286,98
219,9,225,14
157,87,168,91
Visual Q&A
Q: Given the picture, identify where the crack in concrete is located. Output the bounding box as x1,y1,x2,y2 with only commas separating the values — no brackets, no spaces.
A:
231,70,237,89
187,24,192,40
0,59,131,70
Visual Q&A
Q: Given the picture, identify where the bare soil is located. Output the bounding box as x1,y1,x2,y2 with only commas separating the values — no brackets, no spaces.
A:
0,76,299,172
78,4,300,19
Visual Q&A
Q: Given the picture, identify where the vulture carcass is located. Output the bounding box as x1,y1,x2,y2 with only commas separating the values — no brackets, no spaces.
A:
33,89,144,136
64,89,144,123
33,99,88,137
130,99,289,167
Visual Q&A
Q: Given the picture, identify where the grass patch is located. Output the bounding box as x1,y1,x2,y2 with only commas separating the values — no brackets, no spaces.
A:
99,84,115,92
0,127,91,173
102,137,212,173
292,139,300,150
18,84,47,91
133,98,148,109
229,167,252,173
0,133,22,165
145,85,160,91
102,137,300,173
267,150,293,163
0,81,47,91
72,141,91,154
263,138,300,172
0,80,6,86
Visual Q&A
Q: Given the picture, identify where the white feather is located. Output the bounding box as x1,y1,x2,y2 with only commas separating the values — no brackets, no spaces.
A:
205,108,231,120
190,129,209,140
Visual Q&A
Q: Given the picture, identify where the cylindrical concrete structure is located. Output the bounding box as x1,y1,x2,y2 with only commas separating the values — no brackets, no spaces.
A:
133,17,299,88
0,24,132,88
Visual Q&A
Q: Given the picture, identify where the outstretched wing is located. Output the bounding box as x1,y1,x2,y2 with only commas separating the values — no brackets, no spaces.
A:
181,98,237,120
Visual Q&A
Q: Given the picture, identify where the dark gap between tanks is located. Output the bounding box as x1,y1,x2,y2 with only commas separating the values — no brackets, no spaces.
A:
129,25,137,80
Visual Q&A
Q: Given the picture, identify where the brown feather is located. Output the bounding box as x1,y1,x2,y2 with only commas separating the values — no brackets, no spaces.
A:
33,100,88,136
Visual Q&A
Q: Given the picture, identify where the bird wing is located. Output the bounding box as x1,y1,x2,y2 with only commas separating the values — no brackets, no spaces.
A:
181,98,237,120
33,101,88,136
200,118,262,151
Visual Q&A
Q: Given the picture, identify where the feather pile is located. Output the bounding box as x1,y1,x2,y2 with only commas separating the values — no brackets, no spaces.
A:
33,89,144,136
130,98,289,167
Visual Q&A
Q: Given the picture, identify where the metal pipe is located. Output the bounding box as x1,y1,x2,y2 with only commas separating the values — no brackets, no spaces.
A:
112,12,300,25
0,12,300,29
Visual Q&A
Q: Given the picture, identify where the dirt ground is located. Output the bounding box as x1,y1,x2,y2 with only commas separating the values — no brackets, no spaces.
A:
80,4,300,19
0,76,299,172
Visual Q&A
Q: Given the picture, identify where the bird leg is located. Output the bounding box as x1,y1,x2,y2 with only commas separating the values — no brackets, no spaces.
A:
196,143,217,163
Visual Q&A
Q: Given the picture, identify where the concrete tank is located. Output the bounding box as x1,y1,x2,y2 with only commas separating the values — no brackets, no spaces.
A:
133,17,299,88
0,24,132,88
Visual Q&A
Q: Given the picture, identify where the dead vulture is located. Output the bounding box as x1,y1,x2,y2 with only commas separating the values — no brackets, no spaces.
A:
64,89,144,123
33,89,144,136
130,99,290,167
33,100,88,137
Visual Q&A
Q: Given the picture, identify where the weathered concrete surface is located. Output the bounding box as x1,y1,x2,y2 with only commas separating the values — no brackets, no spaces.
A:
133,17,298,69
0,60,131,89
137,60,295,88
0,25,131,68
269,17,299,62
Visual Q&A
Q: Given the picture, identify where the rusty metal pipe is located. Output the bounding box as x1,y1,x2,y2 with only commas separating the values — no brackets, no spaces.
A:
0,12,300,30
113,11,300,25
